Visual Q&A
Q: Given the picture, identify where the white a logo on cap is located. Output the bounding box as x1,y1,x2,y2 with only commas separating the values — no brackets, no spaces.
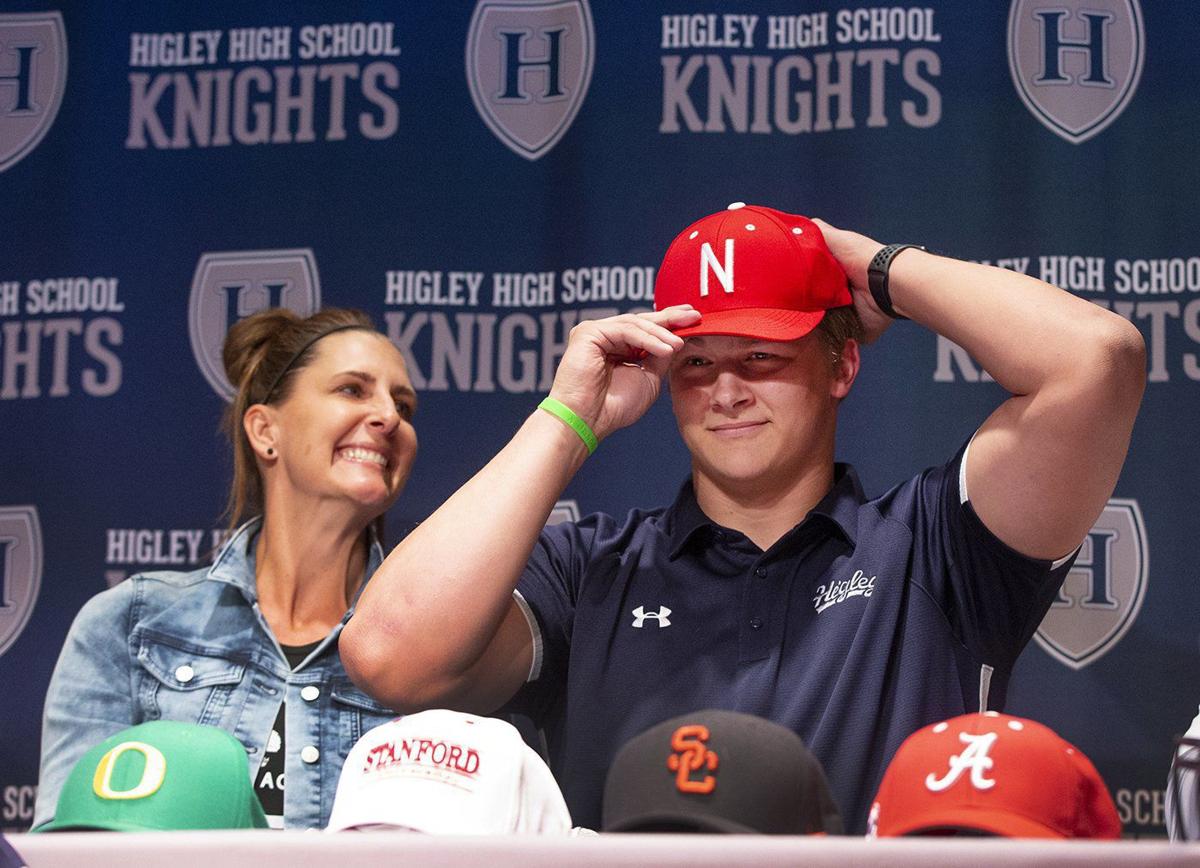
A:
925,731,998,792
699,240,734,297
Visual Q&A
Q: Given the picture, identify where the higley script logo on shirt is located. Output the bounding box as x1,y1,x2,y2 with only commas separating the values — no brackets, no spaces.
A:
813,569,875,614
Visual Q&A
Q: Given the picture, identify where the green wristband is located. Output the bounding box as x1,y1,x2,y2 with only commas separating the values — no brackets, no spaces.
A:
539,397,598,455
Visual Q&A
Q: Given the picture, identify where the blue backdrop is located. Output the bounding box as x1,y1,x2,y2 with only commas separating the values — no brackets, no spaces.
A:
1,0,1196,836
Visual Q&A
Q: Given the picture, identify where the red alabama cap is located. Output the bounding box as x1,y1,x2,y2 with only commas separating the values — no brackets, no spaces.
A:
653,203,851,340
868,712,1121,839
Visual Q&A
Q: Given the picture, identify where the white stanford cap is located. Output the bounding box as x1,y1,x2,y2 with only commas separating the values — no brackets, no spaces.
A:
327,709,572,835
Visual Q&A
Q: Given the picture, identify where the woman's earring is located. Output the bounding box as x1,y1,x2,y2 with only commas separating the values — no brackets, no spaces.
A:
266,447,275,456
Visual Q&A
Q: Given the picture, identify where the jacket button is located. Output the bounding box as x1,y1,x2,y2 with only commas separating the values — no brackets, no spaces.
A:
755,567,767,578
174,665,195,683
300,745,320,764
749,618,763,630
300,686,320,702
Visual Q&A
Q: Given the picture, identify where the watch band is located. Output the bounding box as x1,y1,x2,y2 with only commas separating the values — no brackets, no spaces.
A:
867,243,926,320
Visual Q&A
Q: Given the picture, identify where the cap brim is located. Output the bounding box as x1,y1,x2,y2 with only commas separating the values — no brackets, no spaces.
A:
34,818,161,833
883,807,1064,839
604,811,759,834
670,308,827,341
35,811,267,834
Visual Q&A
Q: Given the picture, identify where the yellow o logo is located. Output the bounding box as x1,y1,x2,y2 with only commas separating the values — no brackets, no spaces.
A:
92,741,167,800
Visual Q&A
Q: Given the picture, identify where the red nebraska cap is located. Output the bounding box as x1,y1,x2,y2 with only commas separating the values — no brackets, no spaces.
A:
653,203,851,340
868,712,1121,839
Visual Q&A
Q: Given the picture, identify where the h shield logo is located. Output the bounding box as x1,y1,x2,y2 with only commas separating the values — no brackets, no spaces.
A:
1034,498,1147,670
1007,0,1144,144
0,505,43,657
188,250,321,400
0,11,68,173
465,0,595,160
546,498,581,526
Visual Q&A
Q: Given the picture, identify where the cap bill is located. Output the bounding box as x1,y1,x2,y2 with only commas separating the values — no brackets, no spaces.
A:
670,307,827,341
886,806,1065,840
604,811,760,835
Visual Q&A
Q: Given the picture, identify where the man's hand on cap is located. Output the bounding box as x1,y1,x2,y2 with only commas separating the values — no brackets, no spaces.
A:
548,306,700,441
812,219,893,344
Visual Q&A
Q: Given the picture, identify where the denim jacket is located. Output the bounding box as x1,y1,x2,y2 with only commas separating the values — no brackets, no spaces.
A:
34,518,398,830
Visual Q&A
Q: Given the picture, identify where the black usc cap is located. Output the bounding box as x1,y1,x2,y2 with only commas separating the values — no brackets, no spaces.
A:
601,709,843,835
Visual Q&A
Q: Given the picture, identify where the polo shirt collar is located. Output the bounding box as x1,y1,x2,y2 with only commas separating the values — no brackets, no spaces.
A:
666,464,865,558
809,463,865,547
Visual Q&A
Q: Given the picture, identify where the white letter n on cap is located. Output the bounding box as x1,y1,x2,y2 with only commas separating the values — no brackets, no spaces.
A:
699,239,734,297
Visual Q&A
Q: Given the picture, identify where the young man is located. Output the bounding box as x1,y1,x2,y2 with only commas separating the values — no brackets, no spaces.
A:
343,204,1145,832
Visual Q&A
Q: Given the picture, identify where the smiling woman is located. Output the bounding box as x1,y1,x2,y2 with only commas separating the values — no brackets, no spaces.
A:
35,308,417,831
223,308,417,547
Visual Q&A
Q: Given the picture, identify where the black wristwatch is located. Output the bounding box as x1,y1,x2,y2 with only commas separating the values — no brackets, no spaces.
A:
867,244,926,320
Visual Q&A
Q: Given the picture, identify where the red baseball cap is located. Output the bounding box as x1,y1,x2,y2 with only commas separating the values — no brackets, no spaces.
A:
868,712,1121,839
653,202,851,340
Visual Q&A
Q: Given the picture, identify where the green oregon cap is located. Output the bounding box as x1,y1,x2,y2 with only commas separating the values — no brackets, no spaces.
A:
35,721,268,832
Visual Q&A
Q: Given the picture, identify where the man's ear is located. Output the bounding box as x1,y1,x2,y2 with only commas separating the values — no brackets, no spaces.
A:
243,404,278,460
831,338,860,400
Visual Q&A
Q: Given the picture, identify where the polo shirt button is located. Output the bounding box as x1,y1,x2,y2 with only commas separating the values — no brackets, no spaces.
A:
755,567,767,578
749,617,763,630
174,664,195,684
300,685,320,702
300,745,320,764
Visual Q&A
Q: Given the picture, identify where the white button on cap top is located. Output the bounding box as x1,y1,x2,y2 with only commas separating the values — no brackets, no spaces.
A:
727,201,746,210
300,686,319,702
300,746,320,764
174,665,195,683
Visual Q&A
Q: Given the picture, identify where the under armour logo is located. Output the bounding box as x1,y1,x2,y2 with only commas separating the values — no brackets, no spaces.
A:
667,724,718,794
631,605,671,628
925,731,998,792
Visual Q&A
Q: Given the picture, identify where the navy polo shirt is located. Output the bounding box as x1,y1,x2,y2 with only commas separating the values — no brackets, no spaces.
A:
509,442,1074,833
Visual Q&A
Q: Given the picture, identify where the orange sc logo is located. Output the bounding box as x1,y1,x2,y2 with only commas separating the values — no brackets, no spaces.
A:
667,724,718,794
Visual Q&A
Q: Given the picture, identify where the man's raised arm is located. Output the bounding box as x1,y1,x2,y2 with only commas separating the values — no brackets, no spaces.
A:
817,221,1146,561
340,307,699,714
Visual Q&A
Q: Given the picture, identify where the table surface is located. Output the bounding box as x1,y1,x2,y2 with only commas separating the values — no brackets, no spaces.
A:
10,830,1200,867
